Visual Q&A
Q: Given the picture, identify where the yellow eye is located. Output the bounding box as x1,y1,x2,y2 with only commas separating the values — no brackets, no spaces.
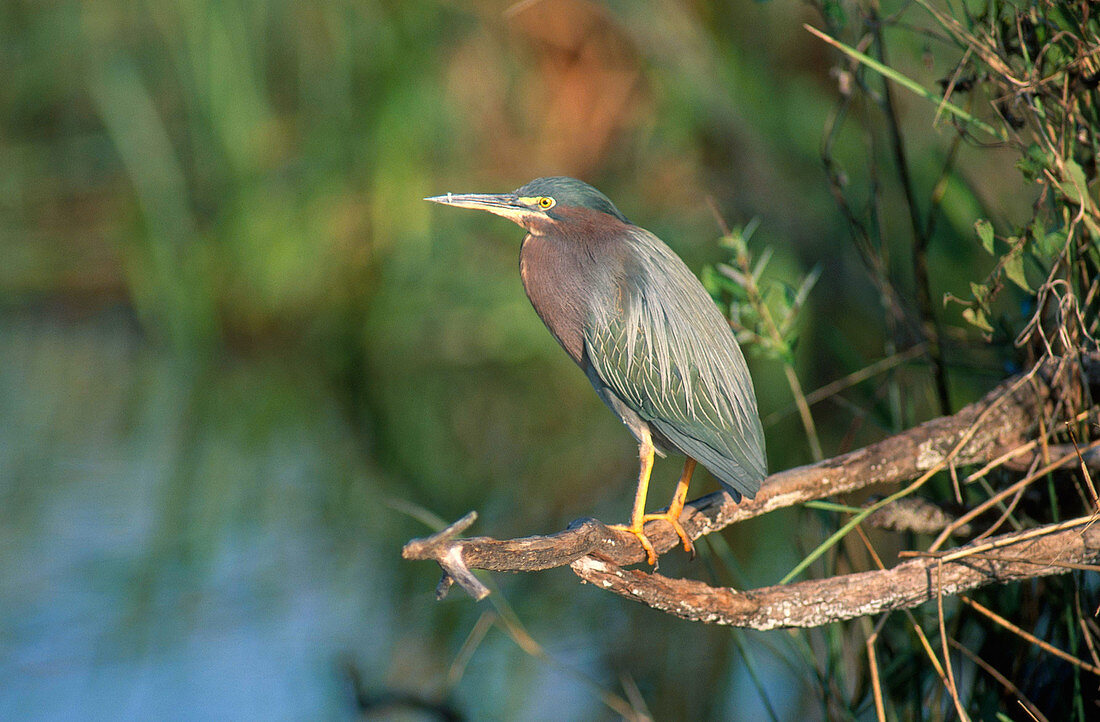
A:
538,196,555,210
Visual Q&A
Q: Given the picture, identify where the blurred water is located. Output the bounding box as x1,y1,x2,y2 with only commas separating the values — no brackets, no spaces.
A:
0,313,818,721
0,315,399,720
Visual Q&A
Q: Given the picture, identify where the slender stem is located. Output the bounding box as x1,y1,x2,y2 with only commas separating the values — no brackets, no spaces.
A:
870,11,951,415
785,363,824,461
737,245,825,461
762,344,926,426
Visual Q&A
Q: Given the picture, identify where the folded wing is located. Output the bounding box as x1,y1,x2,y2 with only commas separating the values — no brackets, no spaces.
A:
584,229,767,500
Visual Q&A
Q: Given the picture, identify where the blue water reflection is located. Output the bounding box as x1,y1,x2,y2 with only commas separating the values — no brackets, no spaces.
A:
1,317,400,719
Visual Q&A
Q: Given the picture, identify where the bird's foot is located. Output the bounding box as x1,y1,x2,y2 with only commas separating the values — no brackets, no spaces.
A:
607,523,659,566
642,510,695,558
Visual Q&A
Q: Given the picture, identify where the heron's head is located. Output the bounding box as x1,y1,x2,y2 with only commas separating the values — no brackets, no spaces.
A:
425,176,630,235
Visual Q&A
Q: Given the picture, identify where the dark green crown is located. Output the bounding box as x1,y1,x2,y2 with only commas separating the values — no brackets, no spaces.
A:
515,177,630,224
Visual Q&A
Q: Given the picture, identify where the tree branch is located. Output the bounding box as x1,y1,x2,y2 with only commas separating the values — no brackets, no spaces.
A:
402,362,1094,627
404,369,1045,583
569,517,1099,629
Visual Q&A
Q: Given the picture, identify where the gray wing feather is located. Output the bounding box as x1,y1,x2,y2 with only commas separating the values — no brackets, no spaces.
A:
584,228,767,499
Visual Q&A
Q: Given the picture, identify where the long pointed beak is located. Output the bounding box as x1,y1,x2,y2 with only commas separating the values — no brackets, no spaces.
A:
424,192,534,226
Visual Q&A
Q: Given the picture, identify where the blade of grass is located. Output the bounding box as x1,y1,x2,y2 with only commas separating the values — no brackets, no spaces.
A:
937,562,970,721
804,500,865,514
803,24,1006,140
446,611,496,689
780,471,933,584
391,503,645,718
730,630,782,722
486,580,647,720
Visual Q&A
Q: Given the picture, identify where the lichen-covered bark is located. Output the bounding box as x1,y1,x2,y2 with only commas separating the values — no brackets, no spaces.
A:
571,519,1098,629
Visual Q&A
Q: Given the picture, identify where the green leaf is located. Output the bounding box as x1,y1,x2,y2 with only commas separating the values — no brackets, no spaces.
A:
969,282,990,303
962,307,993,332
1033,229,1066,259
701,265,720,295
751,246,773,282
975,219,995,254
793,265,821,308
1056,160,1093,208
1016,144,1049,181
717,232,743,253
1003,251,1030,292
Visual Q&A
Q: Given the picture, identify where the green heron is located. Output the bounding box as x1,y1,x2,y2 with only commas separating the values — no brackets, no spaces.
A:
426,177,766,564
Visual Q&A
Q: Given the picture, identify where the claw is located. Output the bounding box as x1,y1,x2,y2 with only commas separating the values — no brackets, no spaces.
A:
642,511,694,557
609,523,659,565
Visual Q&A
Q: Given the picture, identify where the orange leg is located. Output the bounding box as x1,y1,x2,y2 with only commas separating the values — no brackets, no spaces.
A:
609,438,659,565
643,458,696,555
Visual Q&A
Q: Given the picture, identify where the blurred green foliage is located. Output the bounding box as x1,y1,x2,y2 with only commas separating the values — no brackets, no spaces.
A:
2,0,1094,719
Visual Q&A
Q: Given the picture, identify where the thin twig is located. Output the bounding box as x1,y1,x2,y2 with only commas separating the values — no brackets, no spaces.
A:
762,344,927,426
866,617,889,722
940,515,1095,563
948,639,1049,722
937,561,970,721
960,596,1100,677
929,442,1100,552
